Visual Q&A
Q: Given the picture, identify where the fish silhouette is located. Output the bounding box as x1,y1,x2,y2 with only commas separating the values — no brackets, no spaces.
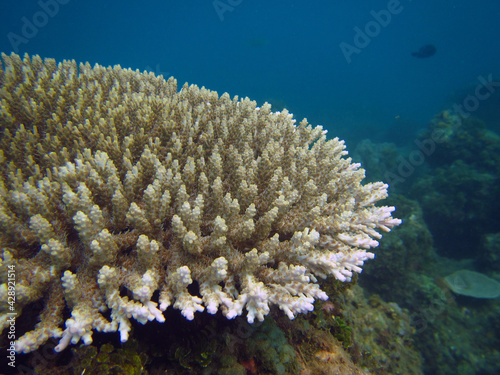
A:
412,44,437,58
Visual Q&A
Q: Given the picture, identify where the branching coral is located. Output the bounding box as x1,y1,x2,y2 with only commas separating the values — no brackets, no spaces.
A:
0,53,401,353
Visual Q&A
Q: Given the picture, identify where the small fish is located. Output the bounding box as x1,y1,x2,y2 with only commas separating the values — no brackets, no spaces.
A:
412,44,437,58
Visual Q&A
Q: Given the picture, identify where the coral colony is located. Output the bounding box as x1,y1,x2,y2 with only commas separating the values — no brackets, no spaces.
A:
0,53,401,353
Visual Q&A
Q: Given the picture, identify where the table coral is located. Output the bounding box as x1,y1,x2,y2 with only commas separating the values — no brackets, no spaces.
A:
0,53,400,353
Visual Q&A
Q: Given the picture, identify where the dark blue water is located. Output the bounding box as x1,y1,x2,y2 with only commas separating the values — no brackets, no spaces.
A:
2,0,499,145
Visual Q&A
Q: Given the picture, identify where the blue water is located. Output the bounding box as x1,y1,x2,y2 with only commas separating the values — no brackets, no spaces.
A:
2,0,499,145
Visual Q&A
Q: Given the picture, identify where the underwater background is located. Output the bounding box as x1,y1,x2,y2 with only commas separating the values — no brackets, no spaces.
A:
1,1,500,374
